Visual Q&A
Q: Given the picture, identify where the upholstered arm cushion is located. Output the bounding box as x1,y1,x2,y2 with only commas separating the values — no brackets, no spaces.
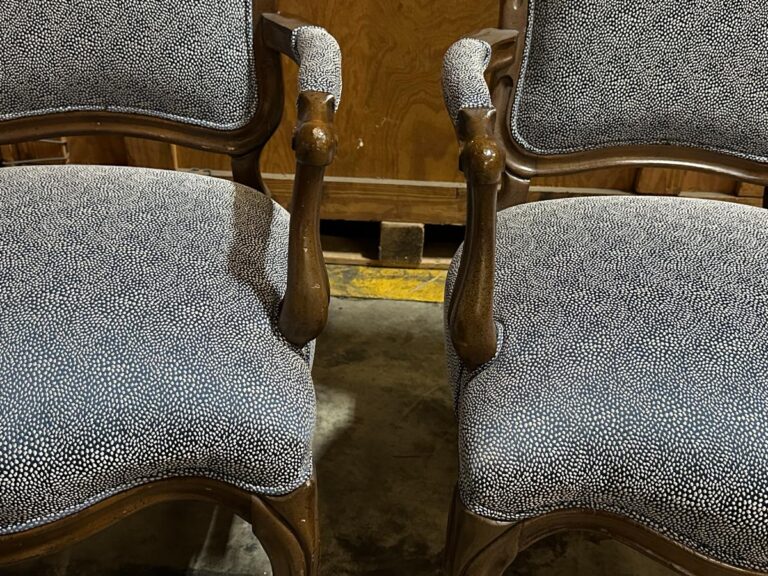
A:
292,26,343,110
442,38,493,124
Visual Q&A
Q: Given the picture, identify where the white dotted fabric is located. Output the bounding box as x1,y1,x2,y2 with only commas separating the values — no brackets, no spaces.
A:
0,166,315,535
445,197,768,570
0,0,258,130
292,26,343,111
512,0,768,162
442,38,493,123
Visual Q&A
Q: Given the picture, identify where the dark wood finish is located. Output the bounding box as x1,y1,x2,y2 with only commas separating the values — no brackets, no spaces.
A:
448,108,505,370
232,147,270,193
0,477,319,576
445,492,765,576
278,92,336,345
260,13,339,346
445,490,520,576
0,3,334,571
252,479,319,575
446,1,768,573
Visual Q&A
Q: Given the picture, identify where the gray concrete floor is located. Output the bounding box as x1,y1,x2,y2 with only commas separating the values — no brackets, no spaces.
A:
4,298,676,576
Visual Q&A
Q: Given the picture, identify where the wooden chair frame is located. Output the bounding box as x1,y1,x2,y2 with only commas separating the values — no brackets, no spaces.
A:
0,4,335,574
446,1,768,574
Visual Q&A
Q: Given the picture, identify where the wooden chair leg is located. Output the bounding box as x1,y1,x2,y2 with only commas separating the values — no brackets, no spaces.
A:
250,478,318,576
445,488,521,576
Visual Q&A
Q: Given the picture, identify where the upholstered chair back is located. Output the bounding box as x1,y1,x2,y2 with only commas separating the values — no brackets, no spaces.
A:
511,0,768,163
0,0,259,130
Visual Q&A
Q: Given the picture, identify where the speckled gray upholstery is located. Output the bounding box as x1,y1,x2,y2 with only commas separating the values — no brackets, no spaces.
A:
0,166,315,535
0,2,344,129
0,0,258,129
512,0,768,162
445,197,768,571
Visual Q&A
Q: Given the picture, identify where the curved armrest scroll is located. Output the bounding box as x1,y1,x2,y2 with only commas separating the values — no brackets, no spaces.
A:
442,31,517,370
263,13,342,110
263,14,341,346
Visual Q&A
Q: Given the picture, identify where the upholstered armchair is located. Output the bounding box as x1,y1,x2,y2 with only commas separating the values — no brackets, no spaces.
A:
442,1,768,574
0,2,340,575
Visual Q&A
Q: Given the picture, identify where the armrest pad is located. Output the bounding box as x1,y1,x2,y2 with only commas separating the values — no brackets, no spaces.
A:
291,26,343,111
442,38,493,124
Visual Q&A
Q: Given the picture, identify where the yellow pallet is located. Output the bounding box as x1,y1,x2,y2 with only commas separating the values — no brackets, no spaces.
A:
328,264,446,303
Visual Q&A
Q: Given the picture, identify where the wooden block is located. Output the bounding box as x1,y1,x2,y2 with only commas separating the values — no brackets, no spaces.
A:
738,182,765,198
634,168,685,195
379,222,424,268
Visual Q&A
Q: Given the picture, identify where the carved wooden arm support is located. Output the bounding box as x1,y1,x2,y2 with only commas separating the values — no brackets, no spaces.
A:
443,30,518,370
450,109,504,370
263,14,341,346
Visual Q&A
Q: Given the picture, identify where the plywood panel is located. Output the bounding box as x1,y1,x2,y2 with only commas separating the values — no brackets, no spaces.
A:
259,0,499,181
634,168,685,195
1,140,67,165
124,138,177,170
175,147,230,172
535,168,638,192
67,136,129,165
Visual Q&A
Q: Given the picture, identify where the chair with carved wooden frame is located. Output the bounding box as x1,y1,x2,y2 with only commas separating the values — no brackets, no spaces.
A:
441,1,768,575
0,2,341,574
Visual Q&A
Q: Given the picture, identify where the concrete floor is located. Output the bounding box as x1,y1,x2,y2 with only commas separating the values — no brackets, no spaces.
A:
4,298,677,576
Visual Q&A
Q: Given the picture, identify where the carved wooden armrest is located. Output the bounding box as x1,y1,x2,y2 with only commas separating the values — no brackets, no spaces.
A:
263,14,342,346
442,30,518,370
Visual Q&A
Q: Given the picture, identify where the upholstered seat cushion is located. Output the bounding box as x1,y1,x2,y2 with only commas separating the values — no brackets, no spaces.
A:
0,166,315,535
445,197,768,570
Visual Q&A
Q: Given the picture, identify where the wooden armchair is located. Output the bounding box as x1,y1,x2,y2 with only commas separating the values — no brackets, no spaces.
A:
0,2,340,575
442,1,768,574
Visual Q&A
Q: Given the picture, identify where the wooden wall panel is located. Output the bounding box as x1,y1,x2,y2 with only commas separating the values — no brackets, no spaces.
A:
1,140,67,165
536,168,638,192
259,0,498,180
